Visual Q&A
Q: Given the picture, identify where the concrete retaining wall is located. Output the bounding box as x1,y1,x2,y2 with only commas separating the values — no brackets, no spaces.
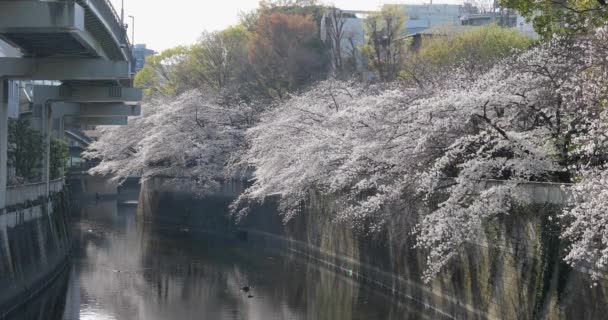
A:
68,173,117,198
5,179,64,207
238,192,608,320
137,179,237,232
139,178,606,320
0,189,71,317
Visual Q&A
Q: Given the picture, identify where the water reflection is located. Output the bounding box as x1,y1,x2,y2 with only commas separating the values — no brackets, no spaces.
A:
12,194,429,320
4,268,70,320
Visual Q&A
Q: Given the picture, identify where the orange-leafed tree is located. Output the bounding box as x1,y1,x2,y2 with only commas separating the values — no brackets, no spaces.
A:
248,12,328,99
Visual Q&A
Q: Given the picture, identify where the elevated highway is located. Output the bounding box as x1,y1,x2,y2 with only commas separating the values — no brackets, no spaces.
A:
0,0,143,210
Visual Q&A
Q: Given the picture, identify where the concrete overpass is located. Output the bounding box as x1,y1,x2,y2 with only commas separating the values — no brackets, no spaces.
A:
0,0,143,210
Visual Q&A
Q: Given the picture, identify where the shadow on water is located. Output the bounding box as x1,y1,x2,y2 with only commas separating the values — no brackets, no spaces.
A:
4,267,71,320
9,187,432,320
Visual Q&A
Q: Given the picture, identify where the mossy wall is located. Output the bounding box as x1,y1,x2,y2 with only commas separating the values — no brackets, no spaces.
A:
240,192,608,320
139,179,608,319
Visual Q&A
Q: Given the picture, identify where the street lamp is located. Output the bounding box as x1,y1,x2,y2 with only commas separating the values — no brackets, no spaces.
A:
129,15,135,45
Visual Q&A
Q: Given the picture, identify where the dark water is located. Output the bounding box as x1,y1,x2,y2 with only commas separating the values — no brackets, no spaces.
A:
9,196,431,320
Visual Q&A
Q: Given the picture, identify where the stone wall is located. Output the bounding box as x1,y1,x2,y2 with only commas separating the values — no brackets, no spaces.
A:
0,190,71,317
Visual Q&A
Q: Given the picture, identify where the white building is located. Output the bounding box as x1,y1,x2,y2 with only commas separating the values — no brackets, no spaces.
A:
403,4,463,34
322,4,539,76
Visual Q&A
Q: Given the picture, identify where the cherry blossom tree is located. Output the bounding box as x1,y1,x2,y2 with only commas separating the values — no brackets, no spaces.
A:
85,90,259,194
233,30,608,281
95,21,608,283
230,80,433,229
559,28,608,282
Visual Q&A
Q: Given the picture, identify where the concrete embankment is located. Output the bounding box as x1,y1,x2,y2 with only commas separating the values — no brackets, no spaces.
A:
0,185,71,318
139,179,608,320
238,192,608,320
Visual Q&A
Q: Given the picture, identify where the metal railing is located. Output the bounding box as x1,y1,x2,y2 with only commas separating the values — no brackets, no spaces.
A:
5,179,64,208
65,129,93,146
79,0,134,67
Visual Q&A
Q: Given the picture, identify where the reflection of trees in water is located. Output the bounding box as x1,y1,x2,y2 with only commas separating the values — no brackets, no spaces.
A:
273,253,424,320
138,183,236,231
138,221,422,320
74,192,424,320
73,200,154,319
304,260,358,320
137,222,244,318
136,191,425,319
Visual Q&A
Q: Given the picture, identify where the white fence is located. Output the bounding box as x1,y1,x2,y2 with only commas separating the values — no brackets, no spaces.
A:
5,179,64,208
473,179,568,204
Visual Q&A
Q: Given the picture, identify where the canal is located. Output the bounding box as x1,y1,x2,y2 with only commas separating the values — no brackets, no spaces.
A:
7,193,437,320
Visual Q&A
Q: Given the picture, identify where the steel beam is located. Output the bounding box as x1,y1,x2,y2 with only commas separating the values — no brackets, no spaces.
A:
55,103,141,118
0,58,31,78
65,116,128,126
0,58,130,80
0,1,107,58
0,1,85,32
0,79,7,209
79,104,141,117
29,85,141,189
62,86,142,104
32,85,142,104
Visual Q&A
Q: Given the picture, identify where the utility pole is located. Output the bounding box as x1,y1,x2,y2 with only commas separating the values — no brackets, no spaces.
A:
0,79,7,210
129,15,135,45
121,0,124,26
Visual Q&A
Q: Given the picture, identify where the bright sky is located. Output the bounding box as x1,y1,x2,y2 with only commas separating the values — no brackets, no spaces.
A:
109,0,462,52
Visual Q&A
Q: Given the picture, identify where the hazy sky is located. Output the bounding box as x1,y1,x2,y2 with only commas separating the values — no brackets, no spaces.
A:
109,0,460,52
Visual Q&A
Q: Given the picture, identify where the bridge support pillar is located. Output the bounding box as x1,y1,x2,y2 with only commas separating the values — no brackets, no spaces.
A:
41,103,52,199
0,79,7,209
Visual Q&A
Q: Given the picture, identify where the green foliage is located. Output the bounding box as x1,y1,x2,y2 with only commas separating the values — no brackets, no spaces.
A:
7,118,43,182
361,5,408,82
247,11,328,98
50,138,68,180
186,25,252,91
7,118,69,182
240,0,325,30
421,25,531,66
500,0,608,39
135,1,332,100
134,46,191,97
402,24,534,86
